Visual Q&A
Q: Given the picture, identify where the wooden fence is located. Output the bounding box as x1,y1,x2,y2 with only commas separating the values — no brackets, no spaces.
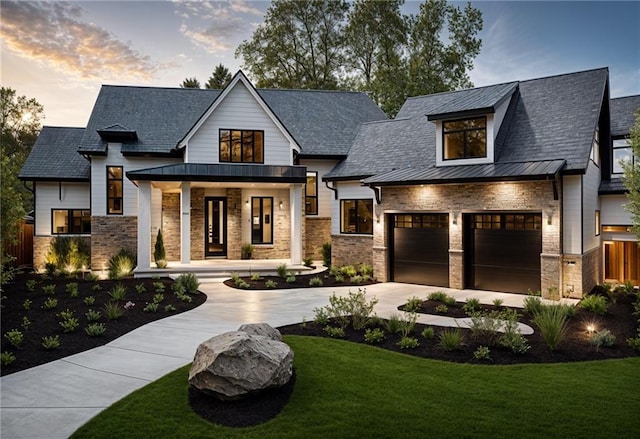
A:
3,220,34,267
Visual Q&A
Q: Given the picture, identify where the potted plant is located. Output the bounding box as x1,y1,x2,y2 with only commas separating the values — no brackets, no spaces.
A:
154,229,167,268
241,242,254,260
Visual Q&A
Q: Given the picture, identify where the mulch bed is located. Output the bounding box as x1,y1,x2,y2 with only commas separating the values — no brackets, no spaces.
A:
1,271,207,376
223,269,377,290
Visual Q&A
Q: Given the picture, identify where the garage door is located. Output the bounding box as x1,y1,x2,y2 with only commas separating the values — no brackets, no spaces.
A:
464,213,542,294
391,214,449,287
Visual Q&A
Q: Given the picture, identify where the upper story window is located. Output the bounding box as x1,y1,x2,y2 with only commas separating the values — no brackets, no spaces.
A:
305,172,318,215
591,126,600,166
340,199,373,235
52,209,91,234
443,117,487,160
107,166,123,215
220,129,264,163
613,138,632,174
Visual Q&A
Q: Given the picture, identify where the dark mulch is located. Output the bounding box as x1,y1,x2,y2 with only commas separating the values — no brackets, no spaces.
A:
1,271,207,376
223,269,377,290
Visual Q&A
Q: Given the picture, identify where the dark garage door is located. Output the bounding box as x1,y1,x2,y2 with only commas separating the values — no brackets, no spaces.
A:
465,213,542,294
391,214,449,287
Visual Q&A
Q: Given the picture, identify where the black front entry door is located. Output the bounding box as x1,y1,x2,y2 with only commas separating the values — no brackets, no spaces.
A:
205,197,227,257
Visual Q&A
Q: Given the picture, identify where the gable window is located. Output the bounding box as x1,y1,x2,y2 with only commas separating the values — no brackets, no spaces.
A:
251,197,273,244
340,199,373,234
443,117,486,160
591,126,600,166
220,129,264,163
613,138,632,174
305,172,318,215
52,209,91,234
107,166,123,215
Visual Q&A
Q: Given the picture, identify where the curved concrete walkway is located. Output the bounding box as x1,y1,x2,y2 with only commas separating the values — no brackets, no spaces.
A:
0,282,573,439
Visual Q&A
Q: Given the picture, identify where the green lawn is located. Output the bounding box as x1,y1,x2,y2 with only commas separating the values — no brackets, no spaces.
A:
73,336,640,438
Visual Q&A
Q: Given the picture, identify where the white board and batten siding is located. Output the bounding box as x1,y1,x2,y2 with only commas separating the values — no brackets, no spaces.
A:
187,82,293,166
562,174,582,255
601,194,632,225
34,182,90,236
331,181,375,235
299,159,339,218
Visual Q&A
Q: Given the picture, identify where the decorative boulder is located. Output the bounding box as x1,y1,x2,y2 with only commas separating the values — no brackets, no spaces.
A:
188,324,293,400
238,323,283,341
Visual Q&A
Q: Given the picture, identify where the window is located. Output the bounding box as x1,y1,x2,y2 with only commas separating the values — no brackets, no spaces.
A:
52,209,91,234
472,213,541,231
591,126,600,166
107,166,123,214
613,138,632,174
305,172,318,215
443,117,486,160
251,197,273,244
394,214,448,229
219,129,264,163
595,210,601,236
340,199,373,234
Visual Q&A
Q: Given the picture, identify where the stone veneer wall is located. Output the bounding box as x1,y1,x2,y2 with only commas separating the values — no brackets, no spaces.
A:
331,234,373,267
161,193,181,261
252,195,292,260
33,236,91,270
91,216,137,269
226,189,242,259
374,181,561,293
190,188,205,260
562,246,601,298
305,217,331,259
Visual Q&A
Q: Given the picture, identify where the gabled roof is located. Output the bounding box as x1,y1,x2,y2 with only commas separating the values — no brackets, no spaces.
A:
425,82,518,121
610,95,640,137
326,67,609,182
19,126,89,181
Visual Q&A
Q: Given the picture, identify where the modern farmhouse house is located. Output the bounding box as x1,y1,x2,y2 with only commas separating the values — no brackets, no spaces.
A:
20,68,639,298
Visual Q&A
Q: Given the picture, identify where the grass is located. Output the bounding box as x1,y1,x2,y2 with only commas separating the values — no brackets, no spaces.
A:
72,336,640,438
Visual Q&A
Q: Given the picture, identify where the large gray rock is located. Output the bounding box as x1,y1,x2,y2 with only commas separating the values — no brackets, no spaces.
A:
238,323,283,341
188,326,293,400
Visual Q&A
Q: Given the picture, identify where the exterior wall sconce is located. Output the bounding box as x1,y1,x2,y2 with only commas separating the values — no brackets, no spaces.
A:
452,211,459,225
279,200,283,210
567,261,576,266
245,199,249,206
547,213,553,225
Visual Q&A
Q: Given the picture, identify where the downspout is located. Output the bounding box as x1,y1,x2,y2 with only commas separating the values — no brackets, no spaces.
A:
368,184,382,205
324,180,338,200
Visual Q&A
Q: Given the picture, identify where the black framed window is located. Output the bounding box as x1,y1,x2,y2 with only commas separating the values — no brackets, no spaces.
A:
473,213,541,231
395,213,448,229
219,129,264,163
443,117,487,160
340,199,373,234
251,197,273,244
613,138,632,174
52,209,91,234
107,166,123,215
305,172,318,215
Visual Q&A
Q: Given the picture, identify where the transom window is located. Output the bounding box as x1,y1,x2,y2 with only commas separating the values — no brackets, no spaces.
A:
52,209,91,234
305,172,318,215
394,214,448,229
443,117,487,160
613,138,632,174
107,166,123,215
251,197,273,244
220,129,264,163
340,199,373,234
473,213,541,230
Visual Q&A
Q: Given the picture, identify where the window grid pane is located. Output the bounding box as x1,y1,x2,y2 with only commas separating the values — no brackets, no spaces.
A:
341,199,372,235
219,129,264,164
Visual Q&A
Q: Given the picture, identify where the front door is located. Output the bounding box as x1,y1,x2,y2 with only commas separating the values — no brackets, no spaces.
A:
205,197,227,257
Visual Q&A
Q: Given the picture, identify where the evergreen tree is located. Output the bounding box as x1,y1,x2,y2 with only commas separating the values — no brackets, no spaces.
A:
622,111,640,239
205,64,232,89
180,77,201,88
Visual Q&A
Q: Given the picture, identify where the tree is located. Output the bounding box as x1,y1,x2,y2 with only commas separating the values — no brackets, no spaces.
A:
235,0,349,89
622,110,640,239
180,77,201,88
205,64,232,89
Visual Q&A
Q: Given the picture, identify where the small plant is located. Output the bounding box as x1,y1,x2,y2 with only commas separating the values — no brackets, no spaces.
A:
473,346,491,361
468,312,505,347
108,283,127,301
83,296,96,306
438,328,465,351
57,309,75,320
463,298,481,315
152,293,164,304
398,312,418,337
4,329,24,348
523,296,543,316
384,313,403,334
428,291,454,304
323,326,345,338
589,329,616,351
421,327,435,339
364,328,385,344
265,279,278,289
86,272,99,282
104,301,124,320
59,317,80,333
435,304,449,314
309,276,323,287
143,302,159,313
533,305,568,351
303,257,313,267
1,351,17,365
164,304,177,312
42,297,58,310
329,265,341,277
108,248,136,279
251,273,262,281
92,283,102,292
42,284,56,295
276,264,288,279
236,280,250,289
627,327,640,352
65,282,79,297
85,309,102,322
313,306,330,325
492,298,504,308
176,292,193,303
286,274,296,283
42,335,61,349
241,242,254,260
153,282,165,293
21,316,32,331
154,229,167,268
85,323,106,337
359,264,374,277
175,273,200,294
334,273,344,283
124,301,135,310
404,296,423,313
350,275,363,284
25,279,37,292
321,242,331,266
341,265,358,277
397,336,419,349
22,298,32,310
135,283,146,294
579,295,609,315
499,320,531,354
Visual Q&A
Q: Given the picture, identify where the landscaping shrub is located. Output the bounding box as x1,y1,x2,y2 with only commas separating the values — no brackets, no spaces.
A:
108,283,128,301
154,229,167,268
42,284,56,295
523,296,543,316
45,236,90,272
404,296,423,313
589,329,616,351
0,351,16,366
492,298,504,308
309,277,323,287
341,265,358,277
303,257,313,267
359,264,374,277
4,329,24,348
533,305,568,351
143,302,159,313
473,346,491,361
265,279,278,289
364,328,385,344
59,317,80,333
85,309,102,322
175,273,200,294
421,327,435,339
42,297,58,310
398,312,418,337
286,274,296,283
321,242,331,266
397,336,419,349
435,304,448,314
108,248,136,279
135,283,146,294
579,295,609,315
384,313,403,334
313,306,330,325
499,320,530,354
85,323,106,337
83,296,95,306
322,289,378,330
276,264,288,279
463,298,481,315
104,301,124,320
323,326,345,338
468,312,504,347
438,328,465,351
65,282,79,297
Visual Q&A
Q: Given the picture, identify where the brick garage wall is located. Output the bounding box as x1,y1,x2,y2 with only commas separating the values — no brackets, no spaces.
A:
331,234,373,267
563,246,601,298
190,188,205,260
91,216,137,269
305,217,331,259
226,189,242,259
161,193,180,261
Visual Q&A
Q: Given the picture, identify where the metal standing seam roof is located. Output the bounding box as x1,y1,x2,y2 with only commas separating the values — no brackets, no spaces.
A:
599,178,628,194
126,163,307,183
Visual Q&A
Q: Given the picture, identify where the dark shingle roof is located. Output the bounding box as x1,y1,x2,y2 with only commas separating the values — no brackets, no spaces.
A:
610,95,640,137
425,82,518,120
19,127,89,181
326,68,609,181
599,177,627,194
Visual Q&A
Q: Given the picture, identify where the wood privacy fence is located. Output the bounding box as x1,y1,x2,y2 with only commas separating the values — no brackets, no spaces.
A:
3,220,34,267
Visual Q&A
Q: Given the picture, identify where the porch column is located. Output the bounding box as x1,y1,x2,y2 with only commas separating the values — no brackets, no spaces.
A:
290,183,303,265
181,182,191,264
137,181,152,269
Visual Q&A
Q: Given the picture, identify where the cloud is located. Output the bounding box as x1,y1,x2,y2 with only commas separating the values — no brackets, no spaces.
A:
0,1,161,81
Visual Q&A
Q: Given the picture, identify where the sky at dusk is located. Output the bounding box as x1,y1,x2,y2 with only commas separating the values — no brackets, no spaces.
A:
1,0,639,127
